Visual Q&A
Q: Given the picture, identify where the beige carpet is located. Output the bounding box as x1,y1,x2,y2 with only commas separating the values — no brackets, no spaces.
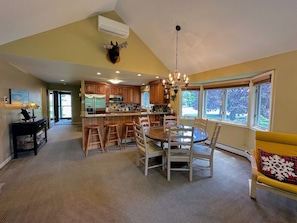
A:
0,124,296,223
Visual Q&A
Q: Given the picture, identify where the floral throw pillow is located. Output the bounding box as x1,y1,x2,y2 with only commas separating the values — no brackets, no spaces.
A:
259,149,297,185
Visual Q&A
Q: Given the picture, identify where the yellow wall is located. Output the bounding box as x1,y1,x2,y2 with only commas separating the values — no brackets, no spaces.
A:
0,11,170,77
1,10,297,164
173,50,297,151
0,59,48,164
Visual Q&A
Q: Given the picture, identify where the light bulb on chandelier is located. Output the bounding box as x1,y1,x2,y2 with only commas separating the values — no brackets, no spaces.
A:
162,25,189,101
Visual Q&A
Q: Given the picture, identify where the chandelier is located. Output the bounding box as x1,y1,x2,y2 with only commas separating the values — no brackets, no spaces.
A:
162,25,189,100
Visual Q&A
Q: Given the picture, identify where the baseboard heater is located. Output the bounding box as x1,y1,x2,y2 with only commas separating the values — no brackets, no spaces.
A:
205,140,251,161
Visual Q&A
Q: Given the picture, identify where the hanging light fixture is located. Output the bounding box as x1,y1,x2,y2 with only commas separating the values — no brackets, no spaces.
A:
162,25,189,100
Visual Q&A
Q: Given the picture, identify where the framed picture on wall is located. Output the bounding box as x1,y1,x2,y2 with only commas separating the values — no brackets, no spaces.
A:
9,89,29,105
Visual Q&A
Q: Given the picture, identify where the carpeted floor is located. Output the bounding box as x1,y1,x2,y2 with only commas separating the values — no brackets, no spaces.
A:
0,124,296,223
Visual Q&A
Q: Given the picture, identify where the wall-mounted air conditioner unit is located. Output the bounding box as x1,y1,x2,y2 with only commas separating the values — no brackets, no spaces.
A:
98,15,129,39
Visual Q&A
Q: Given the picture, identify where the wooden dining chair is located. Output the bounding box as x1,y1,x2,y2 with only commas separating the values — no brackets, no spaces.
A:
193,117,208,146
192,122,221,177
139,116,151,131
163,115,178,131
193,117,208,131
133,121,165,176
166,126,195,181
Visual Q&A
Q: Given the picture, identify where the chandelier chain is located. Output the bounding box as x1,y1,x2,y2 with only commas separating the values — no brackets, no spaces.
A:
162,25,189,101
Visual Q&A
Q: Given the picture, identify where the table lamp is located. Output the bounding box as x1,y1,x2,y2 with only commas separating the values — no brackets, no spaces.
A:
25,102,40,119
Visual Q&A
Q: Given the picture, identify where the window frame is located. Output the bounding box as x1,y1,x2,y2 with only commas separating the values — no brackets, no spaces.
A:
180,86,200,118
179,70,273,130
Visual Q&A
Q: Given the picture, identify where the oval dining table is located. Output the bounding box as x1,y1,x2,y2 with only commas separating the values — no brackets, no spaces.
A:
145,126,208,143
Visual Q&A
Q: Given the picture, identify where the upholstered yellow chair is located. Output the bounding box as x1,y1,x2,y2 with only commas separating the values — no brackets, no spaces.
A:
249,131,297,201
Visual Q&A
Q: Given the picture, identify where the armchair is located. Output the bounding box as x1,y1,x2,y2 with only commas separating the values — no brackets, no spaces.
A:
249,131,297,201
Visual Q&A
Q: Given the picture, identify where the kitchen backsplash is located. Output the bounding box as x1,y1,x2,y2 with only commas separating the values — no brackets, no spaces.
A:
106,103,168,112
106,103,140,112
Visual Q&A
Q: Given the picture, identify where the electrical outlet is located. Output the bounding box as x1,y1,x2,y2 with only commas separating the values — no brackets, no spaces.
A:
4,96,9,104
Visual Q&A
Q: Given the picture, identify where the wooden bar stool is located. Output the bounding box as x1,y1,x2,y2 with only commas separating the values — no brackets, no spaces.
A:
151,120,160,126
122,122,135,149
105,123,122,151
85,125,104,156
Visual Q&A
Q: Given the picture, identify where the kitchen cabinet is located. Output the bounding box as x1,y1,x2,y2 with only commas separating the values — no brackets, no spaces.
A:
85,82,96,93
95,84,106,94
133,87,141,103
110,86,121,95
85,81,106,94
122,87,140,103
149,80,166,104
85,81,140,104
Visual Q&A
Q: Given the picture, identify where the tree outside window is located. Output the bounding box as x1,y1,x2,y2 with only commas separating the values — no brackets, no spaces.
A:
181,90,199,117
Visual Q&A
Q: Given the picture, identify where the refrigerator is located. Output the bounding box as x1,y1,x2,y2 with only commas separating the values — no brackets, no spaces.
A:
84,94,106,114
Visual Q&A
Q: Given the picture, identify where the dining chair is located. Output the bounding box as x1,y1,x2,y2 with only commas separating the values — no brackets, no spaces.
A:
177,116,186,127
133,121,165,176
163,115,178,131
166,126,195,181
193,117,208,146
193,117,208,131
139,116,151,131
192,122,221,177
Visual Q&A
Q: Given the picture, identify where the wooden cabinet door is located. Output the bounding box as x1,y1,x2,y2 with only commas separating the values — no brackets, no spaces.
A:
133,87,141,103
110,86,121,95
85,83,95,93
122,87,128,103
95,84,106,94
149,80,165,104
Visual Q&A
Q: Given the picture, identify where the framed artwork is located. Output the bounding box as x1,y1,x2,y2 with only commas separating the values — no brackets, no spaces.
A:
9,89,29,105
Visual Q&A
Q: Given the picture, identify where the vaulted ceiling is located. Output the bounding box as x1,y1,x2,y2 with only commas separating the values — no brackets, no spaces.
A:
1,0,297,86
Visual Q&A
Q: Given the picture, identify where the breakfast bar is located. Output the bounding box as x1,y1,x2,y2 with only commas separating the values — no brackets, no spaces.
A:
81,112,169,150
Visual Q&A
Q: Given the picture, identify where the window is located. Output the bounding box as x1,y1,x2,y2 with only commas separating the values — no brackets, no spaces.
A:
252,74,272,130
180,71,273,129
205,89,223,120
203,79,250,125
225,87,249,124
181,89,199,117
141,91,151,108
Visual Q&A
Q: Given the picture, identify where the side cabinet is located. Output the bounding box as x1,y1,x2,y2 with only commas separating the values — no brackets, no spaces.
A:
11,118,47,159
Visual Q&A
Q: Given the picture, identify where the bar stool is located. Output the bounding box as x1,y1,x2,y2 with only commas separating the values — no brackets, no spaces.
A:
105,123,122,151
151,120,160,126
85,125,104,156
122,122,135,149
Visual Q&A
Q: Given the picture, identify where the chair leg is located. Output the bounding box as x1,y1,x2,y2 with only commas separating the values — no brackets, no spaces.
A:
105,127,111,151
136,150,140,167
249,176,257,199
85,129,92,157
145,156,149,176
189,161,193,182
116,126,122,149
124,126,128,149
167,158,171,181
210,159,213,177
96,127,105,153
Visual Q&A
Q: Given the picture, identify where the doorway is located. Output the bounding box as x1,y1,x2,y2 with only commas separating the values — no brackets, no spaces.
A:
49,90,72,124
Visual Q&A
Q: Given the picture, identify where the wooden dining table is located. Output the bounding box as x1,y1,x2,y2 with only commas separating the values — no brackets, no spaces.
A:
145,126,208,143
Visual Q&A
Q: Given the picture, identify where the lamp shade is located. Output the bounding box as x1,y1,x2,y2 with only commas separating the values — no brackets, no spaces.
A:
25,102,40,110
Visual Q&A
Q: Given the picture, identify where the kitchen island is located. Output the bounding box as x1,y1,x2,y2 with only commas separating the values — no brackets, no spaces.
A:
81,112,169,151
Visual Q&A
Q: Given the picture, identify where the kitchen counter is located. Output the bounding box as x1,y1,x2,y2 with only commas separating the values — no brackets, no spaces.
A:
81,111,169,151
81,111,168,117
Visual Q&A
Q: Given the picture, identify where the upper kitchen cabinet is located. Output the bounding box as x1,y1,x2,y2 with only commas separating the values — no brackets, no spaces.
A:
122,86,140,103
149,80,165,104
110,85,122,95
85,81,107,94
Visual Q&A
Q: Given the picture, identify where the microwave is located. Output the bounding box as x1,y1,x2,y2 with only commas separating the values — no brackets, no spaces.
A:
109,94,123,103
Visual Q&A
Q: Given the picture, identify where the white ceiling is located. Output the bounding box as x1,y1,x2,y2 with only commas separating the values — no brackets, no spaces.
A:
1,0,297,86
